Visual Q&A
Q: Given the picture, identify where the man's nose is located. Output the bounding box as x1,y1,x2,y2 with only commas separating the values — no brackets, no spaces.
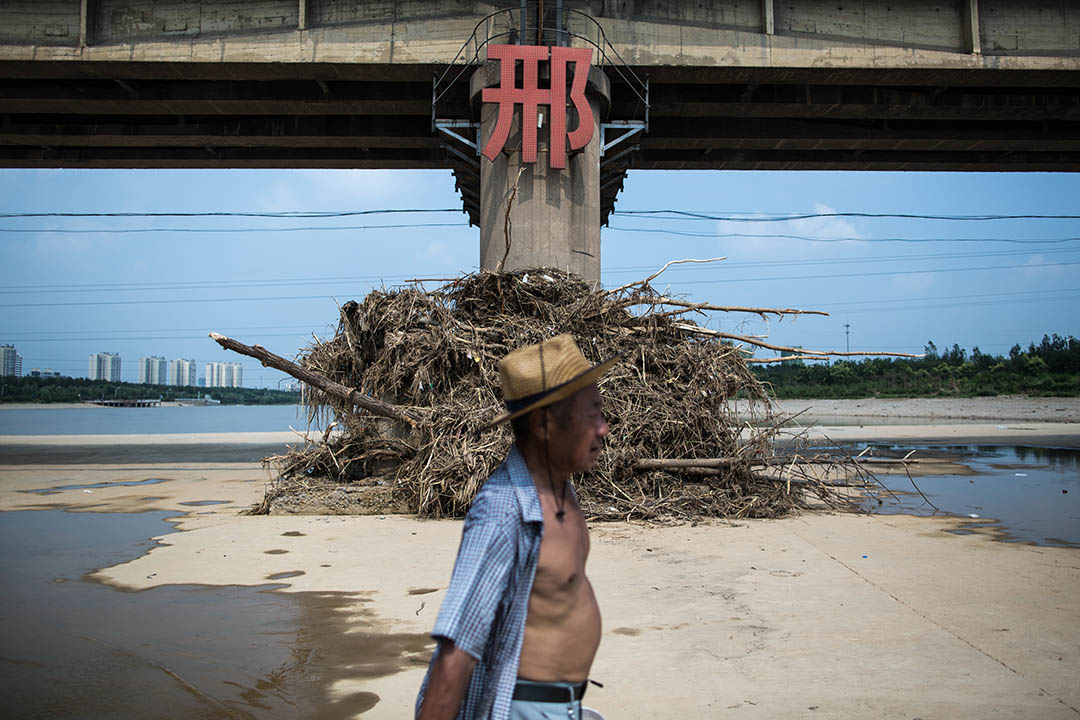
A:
596,416,610,438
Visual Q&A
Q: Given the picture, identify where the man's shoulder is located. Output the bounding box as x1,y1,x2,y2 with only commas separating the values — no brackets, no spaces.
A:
465,448,535,530
467,458,518,520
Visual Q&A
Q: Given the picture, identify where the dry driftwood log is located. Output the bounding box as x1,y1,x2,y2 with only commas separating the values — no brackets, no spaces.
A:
208,332,417,427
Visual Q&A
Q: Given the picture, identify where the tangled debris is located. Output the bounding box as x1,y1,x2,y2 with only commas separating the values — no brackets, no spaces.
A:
215,265,894,521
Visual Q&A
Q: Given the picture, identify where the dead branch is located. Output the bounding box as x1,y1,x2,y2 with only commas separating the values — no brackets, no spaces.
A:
746,355,824,364
498,166,527,273
208,332,417,427
605,257,726,295
623,296,828,318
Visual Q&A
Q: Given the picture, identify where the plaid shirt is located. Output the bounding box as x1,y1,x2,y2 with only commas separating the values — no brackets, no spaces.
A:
415,444,544,720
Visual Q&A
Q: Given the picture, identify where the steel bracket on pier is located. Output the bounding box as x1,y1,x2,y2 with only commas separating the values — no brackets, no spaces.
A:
434,119,480,153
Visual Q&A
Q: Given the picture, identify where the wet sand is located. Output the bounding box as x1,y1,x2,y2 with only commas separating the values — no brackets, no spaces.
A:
1,401,1078,719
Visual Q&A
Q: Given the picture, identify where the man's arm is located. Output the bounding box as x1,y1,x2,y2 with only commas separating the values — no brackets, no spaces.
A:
417,639,477,720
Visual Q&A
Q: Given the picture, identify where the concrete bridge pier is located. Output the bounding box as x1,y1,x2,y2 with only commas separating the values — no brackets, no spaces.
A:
471,63,610,285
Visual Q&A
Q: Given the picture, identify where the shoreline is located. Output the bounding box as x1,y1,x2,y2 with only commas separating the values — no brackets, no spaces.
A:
3,423,1078,465
770,395,1080,423
0,401,297,410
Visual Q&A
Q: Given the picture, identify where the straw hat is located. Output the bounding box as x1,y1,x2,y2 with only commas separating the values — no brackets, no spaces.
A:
484,334,619,431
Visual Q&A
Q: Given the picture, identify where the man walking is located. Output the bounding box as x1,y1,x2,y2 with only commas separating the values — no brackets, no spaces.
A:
416,334,618,720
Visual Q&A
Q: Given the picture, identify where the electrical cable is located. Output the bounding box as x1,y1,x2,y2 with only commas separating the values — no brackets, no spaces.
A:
605,226,1080,244
0,222,469,235
3,208,1078,221
3,260,1078,307
0,209,461,219
612,210,1080,222
3,247,1076,295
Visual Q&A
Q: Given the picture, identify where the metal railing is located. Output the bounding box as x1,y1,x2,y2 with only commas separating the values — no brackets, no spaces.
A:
432,3,649,136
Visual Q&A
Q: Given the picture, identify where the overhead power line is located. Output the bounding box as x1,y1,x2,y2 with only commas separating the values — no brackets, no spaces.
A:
3,208,1078,221
4,332,309,342
0,222,469,235
3,260,1079,308
5,247,1076,295
809,287,1080,308
668,259,1080,287
10,324,326,335
834,293,1080,316
0,209,461,219
7,288,1075,339
612,210,1080,222
605,226,1080,245
0,294,340,308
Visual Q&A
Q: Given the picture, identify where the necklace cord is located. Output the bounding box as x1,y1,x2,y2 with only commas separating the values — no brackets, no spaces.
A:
539,342,567,521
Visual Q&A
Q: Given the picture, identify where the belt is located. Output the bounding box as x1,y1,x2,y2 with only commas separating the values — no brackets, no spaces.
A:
512,680,588,704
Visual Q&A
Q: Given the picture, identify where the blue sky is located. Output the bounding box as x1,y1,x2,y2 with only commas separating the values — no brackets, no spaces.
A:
1,168,1077,386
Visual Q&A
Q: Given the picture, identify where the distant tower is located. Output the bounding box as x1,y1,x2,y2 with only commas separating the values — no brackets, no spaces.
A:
204,361,243,388
137,356,167,384
844,324,851,354
88,352,121,381
169,358,197,387
1,344,22,377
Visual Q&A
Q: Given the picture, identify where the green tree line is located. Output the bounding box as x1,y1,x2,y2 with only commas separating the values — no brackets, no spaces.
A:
0,376,301,405
753,333,1080,398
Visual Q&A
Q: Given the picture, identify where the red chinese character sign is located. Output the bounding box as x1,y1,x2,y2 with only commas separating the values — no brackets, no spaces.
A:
480,45,595,170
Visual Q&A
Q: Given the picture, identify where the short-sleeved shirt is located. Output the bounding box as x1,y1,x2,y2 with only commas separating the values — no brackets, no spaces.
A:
415,443,544,720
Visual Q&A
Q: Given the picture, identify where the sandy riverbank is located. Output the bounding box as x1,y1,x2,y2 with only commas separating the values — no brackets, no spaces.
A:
0,460,1076,719
1,400,1078,718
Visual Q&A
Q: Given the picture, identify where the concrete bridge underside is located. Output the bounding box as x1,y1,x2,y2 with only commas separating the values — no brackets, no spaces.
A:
1,1,1079,244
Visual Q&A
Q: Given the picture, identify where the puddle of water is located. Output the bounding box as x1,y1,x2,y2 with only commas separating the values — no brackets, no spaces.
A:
0,510,433,719
859,445,1080,548
19,477,170,495
177,500,231,507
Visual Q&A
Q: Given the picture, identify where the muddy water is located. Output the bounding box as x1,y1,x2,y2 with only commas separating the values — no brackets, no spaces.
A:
861,445,1080,548
0,510,433,719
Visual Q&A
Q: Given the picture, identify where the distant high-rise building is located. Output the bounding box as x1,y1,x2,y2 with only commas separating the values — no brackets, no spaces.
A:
1,344,22,377
204,361,243,388
88,352,122,381
168,358,198,387
137,356,168,385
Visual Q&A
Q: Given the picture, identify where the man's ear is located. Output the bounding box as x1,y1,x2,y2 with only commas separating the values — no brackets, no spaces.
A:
529,407,550,442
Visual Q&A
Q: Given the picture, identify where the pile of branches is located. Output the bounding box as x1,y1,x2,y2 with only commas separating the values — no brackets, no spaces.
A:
216,265,883,521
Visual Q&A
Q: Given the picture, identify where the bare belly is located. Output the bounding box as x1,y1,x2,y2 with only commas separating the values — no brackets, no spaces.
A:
517,577,602,682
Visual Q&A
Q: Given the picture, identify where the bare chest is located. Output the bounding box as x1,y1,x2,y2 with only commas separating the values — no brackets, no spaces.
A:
534,494,590,590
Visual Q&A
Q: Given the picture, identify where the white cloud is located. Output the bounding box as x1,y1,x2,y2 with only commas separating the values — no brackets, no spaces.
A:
714,201,863,261
895,270,936,293
1022,254,1066,277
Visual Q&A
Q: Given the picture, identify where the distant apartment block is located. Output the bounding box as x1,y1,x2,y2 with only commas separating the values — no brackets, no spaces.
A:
137,356,168,385
88,352,122,381
1,344,23,377
168,358,198,387
205,361,243,388
29,368,62,378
